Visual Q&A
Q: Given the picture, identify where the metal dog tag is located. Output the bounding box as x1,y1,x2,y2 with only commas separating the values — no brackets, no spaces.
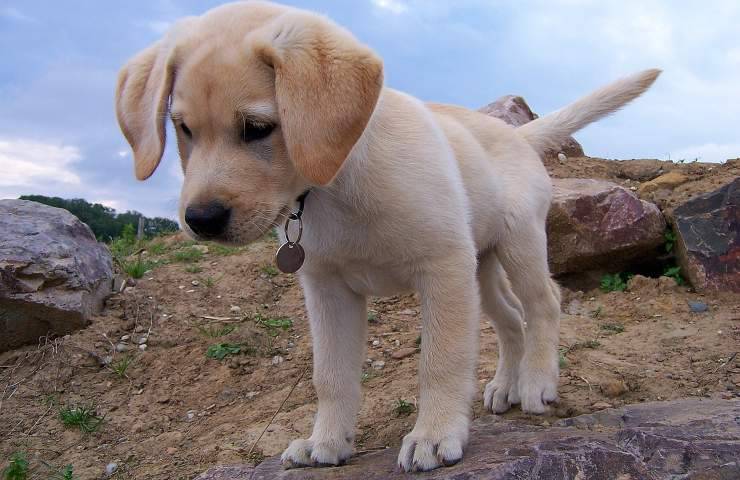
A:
275,242,305,273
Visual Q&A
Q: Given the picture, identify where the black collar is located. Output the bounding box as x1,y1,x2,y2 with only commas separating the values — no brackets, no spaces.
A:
289,189,311,221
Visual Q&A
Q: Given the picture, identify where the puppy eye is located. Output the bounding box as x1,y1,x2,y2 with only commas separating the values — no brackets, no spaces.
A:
181,122,193,138
241,122,274,143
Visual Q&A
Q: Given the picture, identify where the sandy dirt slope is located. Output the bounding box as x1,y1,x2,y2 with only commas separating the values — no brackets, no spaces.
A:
1,158,738,479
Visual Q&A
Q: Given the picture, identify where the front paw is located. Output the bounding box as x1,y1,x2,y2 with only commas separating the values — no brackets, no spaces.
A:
397,427,466,472
518,359,559,414
281,437,353,469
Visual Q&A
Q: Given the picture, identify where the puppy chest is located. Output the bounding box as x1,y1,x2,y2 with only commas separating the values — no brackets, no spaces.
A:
340,265,413,297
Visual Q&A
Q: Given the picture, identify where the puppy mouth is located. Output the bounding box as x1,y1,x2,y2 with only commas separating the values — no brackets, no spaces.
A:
213,206,290,246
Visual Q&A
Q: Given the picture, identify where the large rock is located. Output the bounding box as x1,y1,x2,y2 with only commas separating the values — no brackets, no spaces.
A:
547,179,666,275
479,95,584,158
0,199,113,351
673,177,739,292
196,399,739,479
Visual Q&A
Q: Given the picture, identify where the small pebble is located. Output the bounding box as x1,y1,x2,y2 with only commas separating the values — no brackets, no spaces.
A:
120,334,131,341
372,340,380,347
688,301,708,313
557,152,567,163
191,280,200,286
601,380,628,398
371,360,386,370
272,355,284,366
230,305,242,314
115,343,129,353
105,462,118,476
400,309,416,316
138,344,148,351
591,401,613,410
137,336,148,345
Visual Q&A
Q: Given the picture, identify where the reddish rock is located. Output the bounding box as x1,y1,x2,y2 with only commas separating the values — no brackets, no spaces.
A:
673,177,739,292
547,179,666,275
479,95,584,158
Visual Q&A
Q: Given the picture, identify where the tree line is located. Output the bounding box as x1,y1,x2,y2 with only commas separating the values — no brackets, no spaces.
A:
20,195,179,241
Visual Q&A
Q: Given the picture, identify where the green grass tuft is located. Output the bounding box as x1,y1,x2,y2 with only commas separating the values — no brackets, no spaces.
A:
146,241,168,255
109,355,134,378
185,264,203,274
209,243,240,256
2,452,29,480
260,264,279,277
206,343,243,360
600,323,625,334
558,348,569,369
59,405,104,433
254,314,293,337
196,324,236,338
393,398,415,417
121,258,155,279
172,247,203,263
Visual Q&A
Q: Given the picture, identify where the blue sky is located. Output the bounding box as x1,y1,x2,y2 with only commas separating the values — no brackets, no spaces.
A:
1,0,738,219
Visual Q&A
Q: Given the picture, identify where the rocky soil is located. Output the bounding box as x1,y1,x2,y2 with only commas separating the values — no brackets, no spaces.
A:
1,157,738,479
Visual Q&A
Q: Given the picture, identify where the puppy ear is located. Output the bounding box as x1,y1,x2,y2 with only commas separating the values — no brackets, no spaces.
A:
115,42,175,180
253,13,383,185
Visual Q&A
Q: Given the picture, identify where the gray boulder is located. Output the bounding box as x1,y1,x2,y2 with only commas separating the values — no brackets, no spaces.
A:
547,178,666,275
0,199,113,351
196,398,739,479
479,95,585,158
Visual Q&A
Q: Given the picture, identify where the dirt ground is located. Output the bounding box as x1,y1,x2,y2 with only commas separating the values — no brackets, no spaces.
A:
1,157,739,479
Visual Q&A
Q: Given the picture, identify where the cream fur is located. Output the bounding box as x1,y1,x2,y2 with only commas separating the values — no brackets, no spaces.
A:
114,1,660,472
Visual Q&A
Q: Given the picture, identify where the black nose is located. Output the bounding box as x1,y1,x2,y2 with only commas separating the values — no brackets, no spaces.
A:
185,203,231,238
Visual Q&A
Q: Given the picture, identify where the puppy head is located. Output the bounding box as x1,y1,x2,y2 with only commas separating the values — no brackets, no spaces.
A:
115,1,383,244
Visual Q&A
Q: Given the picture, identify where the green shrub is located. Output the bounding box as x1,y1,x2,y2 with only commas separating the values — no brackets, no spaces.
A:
600,273,629,292
206,343,243,360
2,452,29,480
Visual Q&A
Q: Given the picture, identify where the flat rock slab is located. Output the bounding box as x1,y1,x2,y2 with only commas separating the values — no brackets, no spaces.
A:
196,398,739,480
547,178,666,275
673,177,739,292
0,199,113,351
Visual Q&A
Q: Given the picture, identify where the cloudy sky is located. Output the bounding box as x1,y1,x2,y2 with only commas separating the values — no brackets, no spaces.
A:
1,0,738,219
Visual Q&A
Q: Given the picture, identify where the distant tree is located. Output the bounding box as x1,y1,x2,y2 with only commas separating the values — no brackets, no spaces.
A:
19,195,179,241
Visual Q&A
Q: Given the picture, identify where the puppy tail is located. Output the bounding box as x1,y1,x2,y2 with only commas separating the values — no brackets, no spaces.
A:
517,69,661,156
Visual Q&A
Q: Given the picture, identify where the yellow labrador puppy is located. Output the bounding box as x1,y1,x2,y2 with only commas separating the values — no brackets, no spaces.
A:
116,1,659,472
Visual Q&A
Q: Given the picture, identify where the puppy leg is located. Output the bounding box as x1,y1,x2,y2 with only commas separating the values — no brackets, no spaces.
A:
478,251,525,414
497,225,561,414
398,253,480,472
281,272,367,468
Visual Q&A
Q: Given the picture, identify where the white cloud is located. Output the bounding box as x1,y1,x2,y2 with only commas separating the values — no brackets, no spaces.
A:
669,143,740,164
91,199,125,211
0,138,82,189
372,0,408,15
117,150,129,158
1,7,35,23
